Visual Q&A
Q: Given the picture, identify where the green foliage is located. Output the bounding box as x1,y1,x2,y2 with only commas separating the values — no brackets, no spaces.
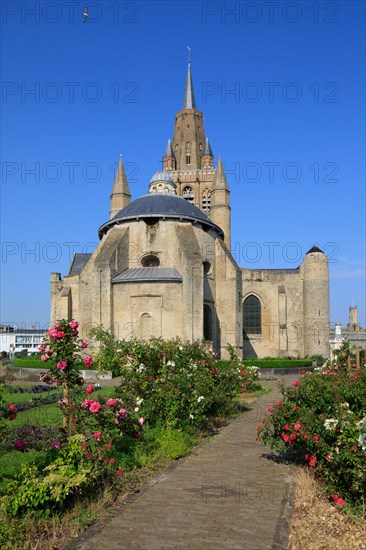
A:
89,327,128,376
12,358,45,369
257,364,366,511
217,358,313,369
3,435,94,517
91,330,261,430
131,425,198,468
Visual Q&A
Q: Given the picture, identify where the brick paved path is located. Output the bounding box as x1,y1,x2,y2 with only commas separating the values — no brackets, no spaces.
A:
70,376,297,550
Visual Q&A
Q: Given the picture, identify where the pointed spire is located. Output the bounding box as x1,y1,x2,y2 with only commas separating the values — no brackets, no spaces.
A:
212,156,229,191
164,138,174,158
203,137,213,157
113,155,131,196
110,155,131,219
183,61,196,109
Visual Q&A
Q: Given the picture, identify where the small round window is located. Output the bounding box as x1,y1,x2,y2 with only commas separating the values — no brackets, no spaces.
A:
141,255,160,267
203,261,211,274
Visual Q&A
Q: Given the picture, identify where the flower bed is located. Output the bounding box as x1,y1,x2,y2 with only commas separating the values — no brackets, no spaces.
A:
91,331,263,430
0,321,265,527
257,364,366,512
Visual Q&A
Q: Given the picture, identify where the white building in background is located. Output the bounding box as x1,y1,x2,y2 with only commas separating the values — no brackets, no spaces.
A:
0,326,46,356
329,322,344,361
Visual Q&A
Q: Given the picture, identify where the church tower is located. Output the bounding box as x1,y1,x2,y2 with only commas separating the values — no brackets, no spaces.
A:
162,59,231,243
110,155,131,219
210,157,231,248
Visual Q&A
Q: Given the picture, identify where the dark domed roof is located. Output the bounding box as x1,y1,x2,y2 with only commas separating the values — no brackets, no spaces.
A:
99,193,224,239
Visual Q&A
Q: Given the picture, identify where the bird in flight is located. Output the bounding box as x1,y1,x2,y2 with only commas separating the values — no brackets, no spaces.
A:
83,6,88,23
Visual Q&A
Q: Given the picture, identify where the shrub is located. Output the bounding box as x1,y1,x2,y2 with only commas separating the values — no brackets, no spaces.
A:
257,364,366,511
91,331,260,430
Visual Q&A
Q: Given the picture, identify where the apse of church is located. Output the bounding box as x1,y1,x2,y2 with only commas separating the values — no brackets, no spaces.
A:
50,62,330,359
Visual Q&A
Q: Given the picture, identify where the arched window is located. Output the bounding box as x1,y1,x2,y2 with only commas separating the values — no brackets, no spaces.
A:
141,255,160,267
243,295,261,335
182,186,194,204
202,189,211,212
203,261,211,275
185,142,191,165
203,304,213,341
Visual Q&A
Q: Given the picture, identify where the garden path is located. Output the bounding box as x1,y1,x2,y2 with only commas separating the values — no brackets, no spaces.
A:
68,375,298,550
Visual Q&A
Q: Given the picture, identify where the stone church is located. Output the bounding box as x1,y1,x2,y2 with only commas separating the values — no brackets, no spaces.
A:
50,62,330,359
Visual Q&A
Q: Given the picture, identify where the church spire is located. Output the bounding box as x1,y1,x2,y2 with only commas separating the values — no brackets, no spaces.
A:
164,138,174,158
201,137,214,168
163,139,176,171
109,155,131,219
210,157,231,246
183,60,196,109
212,156,229,191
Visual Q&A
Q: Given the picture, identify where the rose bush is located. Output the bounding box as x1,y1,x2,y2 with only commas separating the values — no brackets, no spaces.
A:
91,331,262,430
257,363,366,511
2,320,144,518
38,320,92,388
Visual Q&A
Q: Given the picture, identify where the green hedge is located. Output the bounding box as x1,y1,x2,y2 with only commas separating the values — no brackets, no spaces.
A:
216,359,313,369
12,358,46,369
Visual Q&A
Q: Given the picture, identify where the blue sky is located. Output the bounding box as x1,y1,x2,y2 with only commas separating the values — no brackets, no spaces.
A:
1,0,365,330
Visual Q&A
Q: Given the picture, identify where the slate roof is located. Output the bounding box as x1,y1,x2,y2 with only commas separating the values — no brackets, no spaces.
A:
164,139,175,158
98,193,224,239
112,267,182,283
149,170,176,186
306,245,324,254
183,61,196,109
68,253,92,276
203,137,213,157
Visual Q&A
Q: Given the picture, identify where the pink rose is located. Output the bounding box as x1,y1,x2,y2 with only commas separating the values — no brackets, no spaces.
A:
49,328,58,339
83,355,93,368
81,340,88,349
267,405,273,412
294,423,301,431
89,401,101,413
81,399,93,409
57,331,65,338
85,384,94,395
292,380,299,387
93,431,102,440
109,458,115,464
106,398,117,407
54,322,61,330
138,417,144,426
281,432,290,443
41,354,49,362
69,320,79,329
57,360,67,370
